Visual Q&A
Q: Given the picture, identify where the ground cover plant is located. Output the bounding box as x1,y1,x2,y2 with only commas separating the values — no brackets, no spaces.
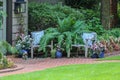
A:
1,62,120,80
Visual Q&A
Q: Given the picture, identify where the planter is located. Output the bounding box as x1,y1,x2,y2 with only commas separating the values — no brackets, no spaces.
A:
91,53,99,58
56,50,62,58
99,51,104,58
18,49,28,59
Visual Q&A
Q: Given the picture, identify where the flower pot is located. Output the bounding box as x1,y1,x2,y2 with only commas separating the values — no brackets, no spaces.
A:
19,49,28,58
56,50,62,58
91,53,99,58
99,51,104,58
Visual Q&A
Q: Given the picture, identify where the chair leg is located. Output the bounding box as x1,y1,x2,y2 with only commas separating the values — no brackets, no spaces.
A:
85,46,88,58
31,47,34,58
67,49,71,58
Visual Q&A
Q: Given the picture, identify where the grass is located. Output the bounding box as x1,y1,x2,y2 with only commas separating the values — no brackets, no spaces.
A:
100,55,120,60
1,62,120,80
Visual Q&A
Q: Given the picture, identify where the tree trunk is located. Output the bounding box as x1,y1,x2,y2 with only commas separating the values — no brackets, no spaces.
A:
101,0,118,29
110,0,118,28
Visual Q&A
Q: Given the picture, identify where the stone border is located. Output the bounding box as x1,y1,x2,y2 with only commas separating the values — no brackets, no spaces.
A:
0,64,24,73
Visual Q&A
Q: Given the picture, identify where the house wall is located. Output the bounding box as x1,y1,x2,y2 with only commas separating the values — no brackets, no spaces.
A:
28,0,64,4
12,0,28,45
0,0,6,41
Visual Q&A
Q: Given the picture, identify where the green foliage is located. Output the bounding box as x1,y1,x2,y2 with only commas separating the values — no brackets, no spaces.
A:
28,2,101,33
107,28,120,38
28,2,85,32
99,28,120,40
0,55,14,69
39,17,88,55
0,41,18,55
0,52,3,59
65,0,100,9
0,41,16,69
50,49,56,58
87,17,105,35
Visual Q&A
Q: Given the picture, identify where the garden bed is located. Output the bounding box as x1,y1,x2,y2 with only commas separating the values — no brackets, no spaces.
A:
105,51,120,57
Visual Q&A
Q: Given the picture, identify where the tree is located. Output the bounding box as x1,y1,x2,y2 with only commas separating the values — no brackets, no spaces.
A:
110,0,118,28
101,0,118,29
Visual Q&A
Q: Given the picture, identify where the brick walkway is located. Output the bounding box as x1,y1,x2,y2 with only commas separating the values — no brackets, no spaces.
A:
0,56,120,77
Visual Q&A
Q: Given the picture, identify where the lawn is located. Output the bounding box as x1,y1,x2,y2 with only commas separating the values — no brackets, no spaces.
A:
100,55,120,60
1,62,120,80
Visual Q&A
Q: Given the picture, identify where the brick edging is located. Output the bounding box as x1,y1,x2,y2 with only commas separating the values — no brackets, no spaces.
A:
0,64,24,73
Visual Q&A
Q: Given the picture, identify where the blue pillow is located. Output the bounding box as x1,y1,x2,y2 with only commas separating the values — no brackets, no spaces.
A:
31,31,44,45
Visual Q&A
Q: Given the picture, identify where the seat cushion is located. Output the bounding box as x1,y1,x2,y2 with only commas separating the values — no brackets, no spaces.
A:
31,30,44,45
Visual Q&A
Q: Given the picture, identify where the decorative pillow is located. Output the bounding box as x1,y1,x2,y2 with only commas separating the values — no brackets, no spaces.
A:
81,32,97,46
31,30,44,45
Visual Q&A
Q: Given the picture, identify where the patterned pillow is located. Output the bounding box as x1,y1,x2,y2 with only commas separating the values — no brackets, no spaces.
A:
31,31,44,45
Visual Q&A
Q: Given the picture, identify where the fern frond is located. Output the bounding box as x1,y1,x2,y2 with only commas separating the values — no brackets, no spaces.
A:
58,34,65,47
45,27,58,33
63,32,73,53
73,20,89,34
39,32,59,52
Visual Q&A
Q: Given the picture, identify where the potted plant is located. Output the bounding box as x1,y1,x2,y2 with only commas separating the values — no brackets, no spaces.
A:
90,41,105,58
55,45,63,58
15,33,32,57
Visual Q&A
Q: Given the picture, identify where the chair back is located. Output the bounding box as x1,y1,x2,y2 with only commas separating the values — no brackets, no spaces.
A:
82,32,97,46
31,30,44,45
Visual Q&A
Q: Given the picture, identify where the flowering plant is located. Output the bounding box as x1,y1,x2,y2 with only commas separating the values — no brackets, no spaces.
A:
15,33,33,51
90,42,104,53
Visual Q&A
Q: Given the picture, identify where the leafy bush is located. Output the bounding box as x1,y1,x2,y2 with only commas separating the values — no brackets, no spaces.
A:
65,0,100,9
99,28,120,40
87,17,105,35
108,28,120,38
28,3,85,32
28,2,101,33
0,53,14,70
0,41,17,69
0,41,17,55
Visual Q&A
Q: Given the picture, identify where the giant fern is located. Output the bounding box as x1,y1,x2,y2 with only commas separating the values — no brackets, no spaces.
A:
39,16,90,57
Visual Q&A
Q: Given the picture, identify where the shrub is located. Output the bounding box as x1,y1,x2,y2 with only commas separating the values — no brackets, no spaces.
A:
87,17,105,35
28,3,85,32
28,2,101,33
0,53,14,69
64,0,100,9
0,41,17,69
